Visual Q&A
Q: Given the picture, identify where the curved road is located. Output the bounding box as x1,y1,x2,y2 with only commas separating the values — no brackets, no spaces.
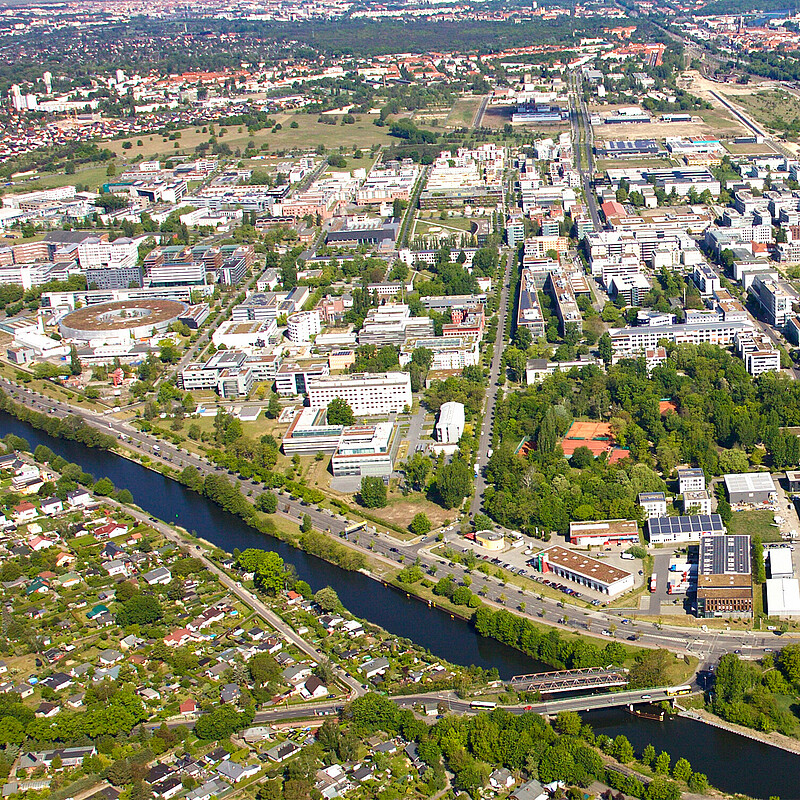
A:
0,380,791,672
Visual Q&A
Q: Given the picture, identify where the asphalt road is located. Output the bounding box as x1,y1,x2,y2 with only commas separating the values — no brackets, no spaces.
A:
570,70,601,229
1,380,793,669
470,250,512,517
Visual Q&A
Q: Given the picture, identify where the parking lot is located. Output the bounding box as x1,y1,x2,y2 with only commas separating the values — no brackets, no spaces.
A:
436,530,648,605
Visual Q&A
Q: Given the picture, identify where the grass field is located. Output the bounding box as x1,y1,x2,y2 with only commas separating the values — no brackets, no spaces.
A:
723,89,800,135
723,141,778,155
107,111,394,163
595,157,674,171
728,509,781,542
445,97,481,129
6,111,396,194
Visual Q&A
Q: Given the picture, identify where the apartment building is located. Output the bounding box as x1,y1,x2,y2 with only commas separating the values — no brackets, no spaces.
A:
307,372,412,416
517,268,546,338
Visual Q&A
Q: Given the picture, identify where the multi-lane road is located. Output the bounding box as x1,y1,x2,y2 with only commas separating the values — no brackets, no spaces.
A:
470,250,512,516
1,377,791,675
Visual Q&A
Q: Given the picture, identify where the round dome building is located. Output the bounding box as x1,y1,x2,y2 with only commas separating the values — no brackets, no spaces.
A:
59,299,187,344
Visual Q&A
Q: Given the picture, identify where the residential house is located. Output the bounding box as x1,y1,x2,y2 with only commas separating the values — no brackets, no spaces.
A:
217,761,260,784
300,676,329,699
282,664,312,685
66,488,93,508
40,496,63,516
103,559,132,578
142,567,172,586
510,779,548,800
220,683,241,704
361,657,390,679
266,741,302,763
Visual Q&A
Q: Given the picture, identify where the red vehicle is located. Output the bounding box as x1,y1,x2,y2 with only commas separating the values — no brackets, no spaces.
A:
649,575,657,593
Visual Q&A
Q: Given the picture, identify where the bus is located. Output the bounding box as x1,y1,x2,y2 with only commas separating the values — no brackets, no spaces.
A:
470,700,497,710
649,575,657,593
665,686,692,696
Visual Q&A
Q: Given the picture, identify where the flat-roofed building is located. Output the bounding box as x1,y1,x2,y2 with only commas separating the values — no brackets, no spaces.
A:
723,472,776,505
638,492,667,520
274,361,330,397
538,546,634,597
307,372,412,416
678,468,706,494
647,513,725,545
697,534,752,618
281,407,394,477
766,578,800,618
769,548,794,580
683,489,713,515
568,519,640,547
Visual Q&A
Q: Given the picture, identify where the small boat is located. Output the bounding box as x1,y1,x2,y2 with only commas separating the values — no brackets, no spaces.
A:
627,705,665,721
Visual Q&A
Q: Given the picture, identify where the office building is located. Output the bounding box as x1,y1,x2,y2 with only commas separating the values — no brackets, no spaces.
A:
274,362,330,397
358,303,433,346
647,513,725,545
287,310,321,344
678,468,706,494
749,274,794,327
638,492,667,520
697,534,753,618
306,372,412,416
610,320,752,357
683,490,712,515
567,519,640,547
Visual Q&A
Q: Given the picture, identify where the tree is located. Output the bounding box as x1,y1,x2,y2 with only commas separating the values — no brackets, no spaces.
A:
688,773,709,793
314,586,343,612
327,398,356,426
254,551,286,595
654,751,671,775
673,758,692,783
69,346,82,376
436,459,472,509
266,394,281,419
93,477,115,496
612,735,634,763
116,594,163,627
360,476,387,508
249,653,281,687
410,512,431,536
598,332,613,365
555,710,582,736
642,744,656,766
300,514,312,533
255,492,277,513
405,452,432,491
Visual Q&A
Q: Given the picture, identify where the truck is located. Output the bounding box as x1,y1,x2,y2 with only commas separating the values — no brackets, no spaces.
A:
649,575,657,593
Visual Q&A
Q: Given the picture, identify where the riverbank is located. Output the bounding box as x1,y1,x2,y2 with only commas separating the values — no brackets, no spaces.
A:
679,706,800,755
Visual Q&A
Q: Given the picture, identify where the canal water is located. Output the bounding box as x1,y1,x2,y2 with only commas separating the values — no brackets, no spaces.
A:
4,411,800,798
0,412,543,678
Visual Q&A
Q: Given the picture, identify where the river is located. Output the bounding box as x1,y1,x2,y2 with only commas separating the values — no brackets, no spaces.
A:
4,411,800,799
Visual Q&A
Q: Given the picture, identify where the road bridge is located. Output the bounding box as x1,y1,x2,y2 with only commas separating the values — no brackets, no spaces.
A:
510,667,628,694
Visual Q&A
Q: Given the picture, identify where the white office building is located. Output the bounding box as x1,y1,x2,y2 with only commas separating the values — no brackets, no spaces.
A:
287,310,321,344
435,402,465,444
307,372,412,416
